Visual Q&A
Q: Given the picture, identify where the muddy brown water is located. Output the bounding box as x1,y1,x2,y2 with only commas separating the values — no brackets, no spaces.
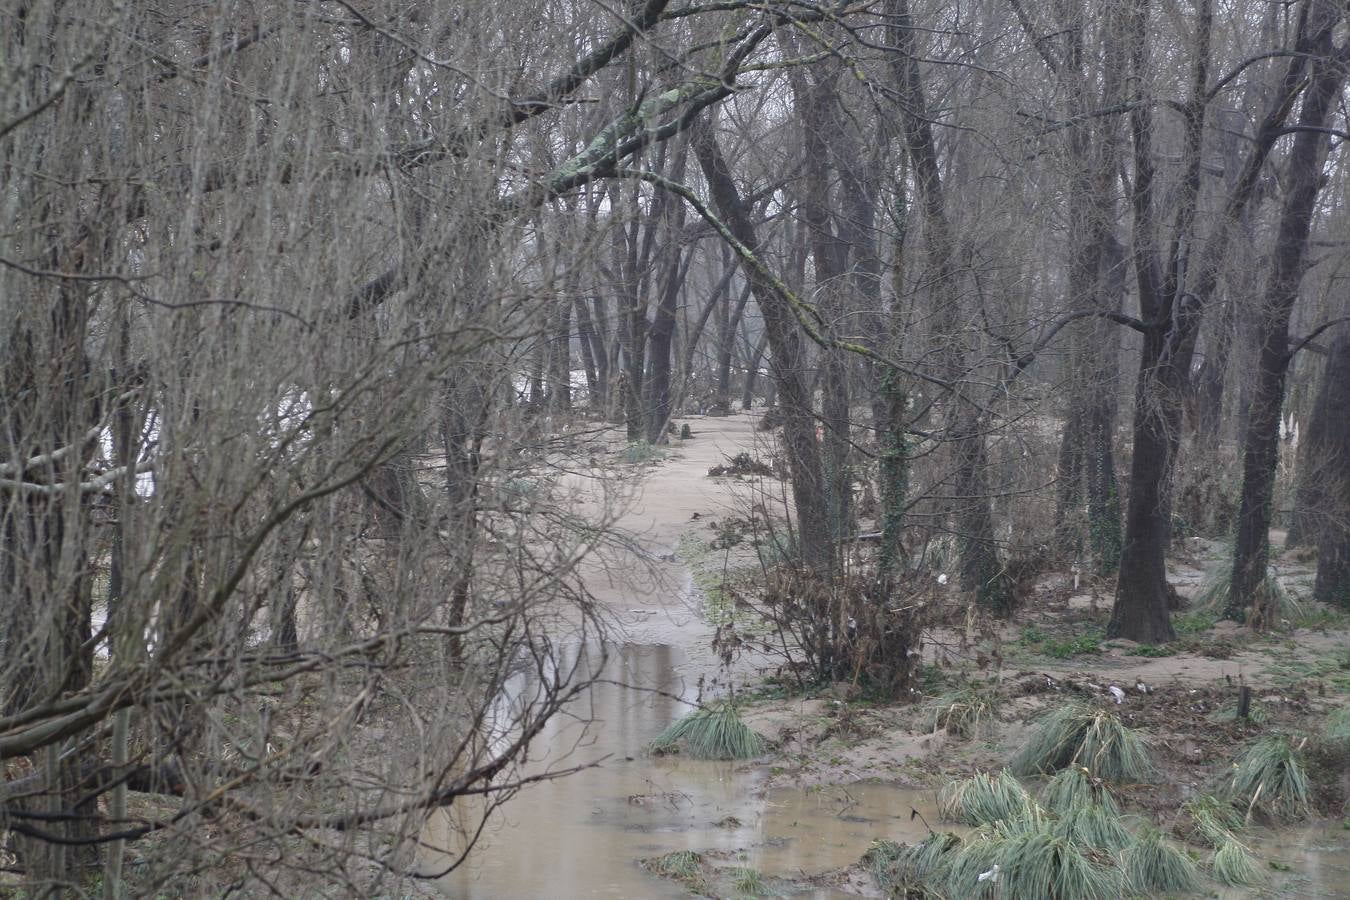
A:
416,414,1350,898
419,642,942,899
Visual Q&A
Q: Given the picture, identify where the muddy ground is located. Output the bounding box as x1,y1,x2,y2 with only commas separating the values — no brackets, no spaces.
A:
634,414,1350,899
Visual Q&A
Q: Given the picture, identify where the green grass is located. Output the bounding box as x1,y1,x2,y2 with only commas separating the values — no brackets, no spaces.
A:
1211,837,1264,887
943,810,1122,899
1051,802,1130,852
1019,626,1103,659
1041,767,1120,818
1123,826,1201,895
620,441,668,465
646,849,702,879
1327,707,1350,740
729,866,767,897
924,683,1000,739
937,770,1033,826
1010,703,1154,783
1184,794,1243,847
865,832,963,892
1173,610,1218,634
650,701,765,760
1226,733,1311,822
1193,557,1300,624
1039,768,1129,852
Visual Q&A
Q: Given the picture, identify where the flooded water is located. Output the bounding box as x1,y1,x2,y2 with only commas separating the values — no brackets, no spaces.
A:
413,415,1350,898
419,643,941,899
1238,824,1350,899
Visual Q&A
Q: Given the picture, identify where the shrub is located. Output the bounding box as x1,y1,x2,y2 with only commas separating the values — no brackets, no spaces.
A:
645,849,702,879
1183,794,1242,847
1211,837,1263,887
1040,766,1120,817
1123,826,1201,895
924,684,1000,739
937,770,1033,826
866,832,963,893
650,702,765,760
1193,554,1300,624
942,810,1121,899
1010,703,1153,782
1226,733,1311,822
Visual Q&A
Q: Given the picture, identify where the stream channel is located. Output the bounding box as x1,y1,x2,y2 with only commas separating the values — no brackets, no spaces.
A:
417,414,1350,899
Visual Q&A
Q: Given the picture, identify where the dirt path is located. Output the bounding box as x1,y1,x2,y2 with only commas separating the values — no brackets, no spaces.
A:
576,413,768,648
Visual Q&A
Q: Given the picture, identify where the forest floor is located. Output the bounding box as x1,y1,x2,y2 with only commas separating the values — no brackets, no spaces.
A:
648,411,1350,899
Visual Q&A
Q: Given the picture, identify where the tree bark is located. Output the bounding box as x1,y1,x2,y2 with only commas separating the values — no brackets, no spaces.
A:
1108,0,1332,641
1311,329,1350,609
787,56,853,540
692,120,833,570
887,0,1012,613
1229,35,1348,623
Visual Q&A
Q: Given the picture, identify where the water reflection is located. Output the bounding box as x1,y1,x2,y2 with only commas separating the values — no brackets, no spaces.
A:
420,643,942,899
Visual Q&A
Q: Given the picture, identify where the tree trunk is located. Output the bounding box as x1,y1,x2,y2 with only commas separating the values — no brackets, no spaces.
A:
547,290,573,412
1312,329,1350,609
788,59,853,541
575,297,602,408
1108,0,1331,641
743,330,770,410
692,120,834,571
1228,37,1346,623
888,0,1012,613
714,281,753,414
644,247,685,442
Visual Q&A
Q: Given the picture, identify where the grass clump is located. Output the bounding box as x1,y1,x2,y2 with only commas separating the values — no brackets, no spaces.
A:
620,441,667,466
1206,699,1268,724
645,849,702,879
1039,767,1129,852
1052,801,1130,852
937,770,1033,826
1123,826,1201,894
1211,837,1263,887
1194,557,1300,623
924,683,1000,739
943,811,1121,899
728,866,767,896
1040,766,1120,817
1326,706,1350,741
865,832,961,893
1183,794,1242,847
1226,733,1311,822
1010,703,1153,782
650,702,765,760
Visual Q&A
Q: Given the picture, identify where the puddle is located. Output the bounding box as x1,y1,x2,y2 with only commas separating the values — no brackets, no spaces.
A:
418,643,941,898
1234,823,1350,898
